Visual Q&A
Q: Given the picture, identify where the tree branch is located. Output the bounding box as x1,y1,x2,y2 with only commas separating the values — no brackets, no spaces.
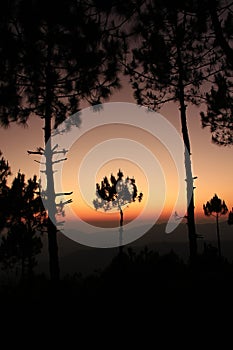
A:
209,0,233,67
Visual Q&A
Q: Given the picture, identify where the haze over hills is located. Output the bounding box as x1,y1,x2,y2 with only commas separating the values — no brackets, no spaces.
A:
35,221,233,277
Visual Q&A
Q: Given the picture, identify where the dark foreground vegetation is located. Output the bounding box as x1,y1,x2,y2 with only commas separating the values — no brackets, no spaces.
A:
1,245,233,324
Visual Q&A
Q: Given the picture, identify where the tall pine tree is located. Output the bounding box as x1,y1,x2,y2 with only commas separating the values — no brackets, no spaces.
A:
0,0,122,280
123,0,218,261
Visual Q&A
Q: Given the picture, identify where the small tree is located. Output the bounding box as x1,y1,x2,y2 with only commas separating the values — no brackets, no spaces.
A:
203,194,228,258
228,208,233,225
93,169,143,251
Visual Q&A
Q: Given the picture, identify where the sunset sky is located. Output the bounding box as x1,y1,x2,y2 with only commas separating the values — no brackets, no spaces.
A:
0,79,233,229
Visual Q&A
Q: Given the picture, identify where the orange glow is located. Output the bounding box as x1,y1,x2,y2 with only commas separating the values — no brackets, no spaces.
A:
1,98,233,226
60,123,182,226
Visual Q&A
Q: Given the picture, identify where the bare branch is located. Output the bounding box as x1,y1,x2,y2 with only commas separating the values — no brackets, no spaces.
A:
55,192,73,196
52,158,67,164
28,150,43,155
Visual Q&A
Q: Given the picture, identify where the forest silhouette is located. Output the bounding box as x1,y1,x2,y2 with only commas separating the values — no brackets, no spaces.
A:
1,0,233,317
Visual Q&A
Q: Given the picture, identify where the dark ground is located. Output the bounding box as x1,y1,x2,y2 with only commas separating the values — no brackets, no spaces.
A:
1,222,233,335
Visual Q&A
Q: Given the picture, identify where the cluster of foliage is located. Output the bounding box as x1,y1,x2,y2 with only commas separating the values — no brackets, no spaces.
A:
200,0,233,145
203,194,228,217
0,152,46,280
93,169,143,213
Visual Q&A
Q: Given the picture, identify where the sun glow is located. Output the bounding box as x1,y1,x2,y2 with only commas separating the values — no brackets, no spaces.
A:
60,121,183,228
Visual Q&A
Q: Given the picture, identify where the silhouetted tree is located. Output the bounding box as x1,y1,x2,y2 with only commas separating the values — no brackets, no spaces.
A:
201,74,233,145
0,0,123,280
0,151,45,280
200,0,233,145
0,170,45,281
0,151,11,230
0,221,42,281
93,169,143,251
0,151,11,187
123,0,218,261
228,208,233,225
206,0,233,68
203,194,228,258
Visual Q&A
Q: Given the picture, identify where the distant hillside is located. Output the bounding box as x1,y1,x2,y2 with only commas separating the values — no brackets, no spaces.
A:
35,221,233,277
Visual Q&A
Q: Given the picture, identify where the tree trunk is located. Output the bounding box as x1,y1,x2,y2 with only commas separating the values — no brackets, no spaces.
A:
119,208,123,254
177,43,197,263
44,115,60,281
216,214,222,258
179,97,198,262
44,38,60,281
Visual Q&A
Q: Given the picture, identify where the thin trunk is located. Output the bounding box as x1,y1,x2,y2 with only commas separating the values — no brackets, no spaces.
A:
44,35,60,281
177,41,197,262
44,115,60,281
119,208,123,254
216,214,222,258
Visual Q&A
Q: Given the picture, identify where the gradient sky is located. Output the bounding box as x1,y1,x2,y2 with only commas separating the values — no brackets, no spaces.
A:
0,78,233,226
